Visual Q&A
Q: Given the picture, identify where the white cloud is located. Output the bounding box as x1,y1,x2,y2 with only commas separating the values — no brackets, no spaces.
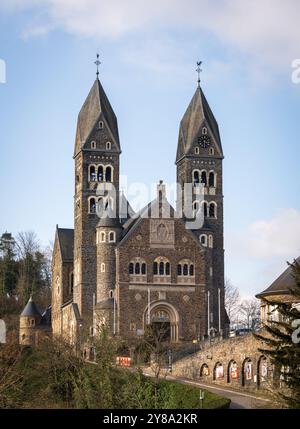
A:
247,208,300,259
1,0,300,74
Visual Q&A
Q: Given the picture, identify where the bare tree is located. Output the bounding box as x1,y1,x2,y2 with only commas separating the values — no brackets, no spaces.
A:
239,298,261,330
15,231,40,259
224,278,240,327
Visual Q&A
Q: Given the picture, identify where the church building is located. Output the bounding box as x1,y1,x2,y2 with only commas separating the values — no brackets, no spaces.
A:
50,67,227,345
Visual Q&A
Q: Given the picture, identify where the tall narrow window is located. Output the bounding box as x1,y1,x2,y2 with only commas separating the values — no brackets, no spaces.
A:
209,172,215,188
209,147,214,156
193,171,200,186
99,121,103,129
141,263,146,275
105,166,112,182
91,141,96,149
153,262,158,275
109,231,116,243
101,263,105,273
135,262,140,275
106,142,111,150
202,127,208,135
189,264,194,276
165,262,170,276
209,203,216,218
177,264,182,276
98,165,103,182
100,232,106,242
201,171,207,186
203,202,208,218
183,264,188,276
89,198,96,214
195,147,199,155
159,262,164,275
90,165,96,182
129,263,134,274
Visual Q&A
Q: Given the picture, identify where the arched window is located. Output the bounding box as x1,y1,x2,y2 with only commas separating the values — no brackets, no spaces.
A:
203,201,208,217
100,231,106,243
202,127,208,135
108,231,116,243
193,171,200,186
208,172,215,188
97,165,104,182
195,147,199,155
209,147,214,156
101,263,105,273
193,201,200,217
200,234,207,246
159,261,164,275
177,259,195,278
141,263,146,275
208,235,213,248
209,202,216,218
105,166,112,182
99,121,104,129
165,262,170,276
154,258,170,276
91,141,96,149
106,142,111,150
89,165,96,182
189,264,194,276
109,290,114,299
89,197,96,214
135,262,140,275
201,171,207,186
183,264,188,276
129,263,134,274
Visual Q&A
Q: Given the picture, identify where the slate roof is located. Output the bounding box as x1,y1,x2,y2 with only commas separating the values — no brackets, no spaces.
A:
74,78,120,157
256,257,300,298
97,207,122,228
57,228,74,262
21,297,42,317
176,85,223,163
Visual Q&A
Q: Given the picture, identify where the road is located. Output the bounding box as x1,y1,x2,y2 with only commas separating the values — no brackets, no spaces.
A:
143,370,274,409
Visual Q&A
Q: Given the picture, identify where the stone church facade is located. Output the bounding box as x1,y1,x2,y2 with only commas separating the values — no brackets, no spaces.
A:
51,74,227,345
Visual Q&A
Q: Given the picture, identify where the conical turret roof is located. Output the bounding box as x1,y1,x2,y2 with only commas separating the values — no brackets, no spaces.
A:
20,296,41,317
74,78,120,156
176,85,222,162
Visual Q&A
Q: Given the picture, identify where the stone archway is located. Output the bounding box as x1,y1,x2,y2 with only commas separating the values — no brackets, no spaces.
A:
227,360,239,383
242,357,253,386
257,355,268,388
144,301,179,343
200,363,210,378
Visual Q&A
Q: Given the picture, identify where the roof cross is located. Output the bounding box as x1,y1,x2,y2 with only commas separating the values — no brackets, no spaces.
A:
196,61,202,86
94,53,101,79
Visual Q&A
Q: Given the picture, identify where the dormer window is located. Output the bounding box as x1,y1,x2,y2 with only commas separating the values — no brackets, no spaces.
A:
106,142,111,150
91,141,96,149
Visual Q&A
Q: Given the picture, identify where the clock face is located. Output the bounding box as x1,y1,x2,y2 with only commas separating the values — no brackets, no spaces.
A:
198,135,211,148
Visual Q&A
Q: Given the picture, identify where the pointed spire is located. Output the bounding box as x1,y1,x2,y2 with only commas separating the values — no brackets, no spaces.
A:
176,85,223,163
74,78,120,157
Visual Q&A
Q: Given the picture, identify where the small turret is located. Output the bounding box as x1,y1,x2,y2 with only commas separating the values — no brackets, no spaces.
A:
19,296,42,346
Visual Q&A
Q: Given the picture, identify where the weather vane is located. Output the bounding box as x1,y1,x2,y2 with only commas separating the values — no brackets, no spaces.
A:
94,53,101,78
196,61,202,85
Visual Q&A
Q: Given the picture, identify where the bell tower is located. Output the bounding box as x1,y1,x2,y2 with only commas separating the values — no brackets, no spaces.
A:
176,70,225,334
73,70,121,331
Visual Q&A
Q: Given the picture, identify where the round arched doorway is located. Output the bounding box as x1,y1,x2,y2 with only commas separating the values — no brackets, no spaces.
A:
144,301,179,343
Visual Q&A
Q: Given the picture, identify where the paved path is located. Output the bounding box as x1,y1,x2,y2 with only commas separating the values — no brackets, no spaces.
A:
143,370,274,409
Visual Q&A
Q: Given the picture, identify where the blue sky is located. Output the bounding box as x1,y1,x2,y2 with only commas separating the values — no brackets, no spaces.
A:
0,0,300,298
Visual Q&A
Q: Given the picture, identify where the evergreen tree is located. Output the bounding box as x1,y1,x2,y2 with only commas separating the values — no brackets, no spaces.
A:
254,259,300,408
0,232,18,296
